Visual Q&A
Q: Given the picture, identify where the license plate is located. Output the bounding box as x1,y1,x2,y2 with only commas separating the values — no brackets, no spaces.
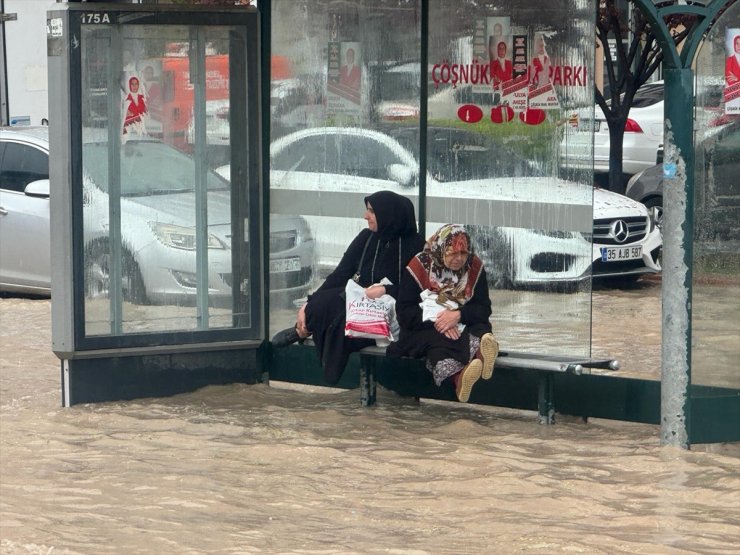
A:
270,257,301,273
600,245,642,262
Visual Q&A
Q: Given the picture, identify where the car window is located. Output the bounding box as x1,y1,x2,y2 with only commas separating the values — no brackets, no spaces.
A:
272,135,340,174
83,141,229,196
337,136,403,179
630,84,664,108
0,141,49,193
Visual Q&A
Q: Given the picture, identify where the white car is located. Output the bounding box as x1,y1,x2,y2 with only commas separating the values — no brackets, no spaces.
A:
217,126,662,287
0,127,314,302
560,81,665,175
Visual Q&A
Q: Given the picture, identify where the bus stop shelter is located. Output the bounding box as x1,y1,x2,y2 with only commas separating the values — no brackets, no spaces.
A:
48,0,738,447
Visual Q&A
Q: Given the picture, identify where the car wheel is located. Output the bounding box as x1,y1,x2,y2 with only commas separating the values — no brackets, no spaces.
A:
643,197,663,230
84,241,147,304
468,226,514,289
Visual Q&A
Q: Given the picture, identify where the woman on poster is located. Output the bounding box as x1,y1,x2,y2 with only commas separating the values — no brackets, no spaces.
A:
339,47,361,91
489,37,513,88
725,33,740,86
529,33,551,88
123,76,147,136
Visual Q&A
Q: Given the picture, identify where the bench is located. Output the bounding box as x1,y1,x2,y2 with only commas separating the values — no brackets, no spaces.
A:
295,339,619,424
355,345,619,425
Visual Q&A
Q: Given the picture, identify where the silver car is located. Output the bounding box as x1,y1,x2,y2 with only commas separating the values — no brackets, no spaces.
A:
0,127,314,302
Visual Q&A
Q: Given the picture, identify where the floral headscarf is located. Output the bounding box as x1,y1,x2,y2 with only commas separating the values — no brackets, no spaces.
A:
406,224,483,305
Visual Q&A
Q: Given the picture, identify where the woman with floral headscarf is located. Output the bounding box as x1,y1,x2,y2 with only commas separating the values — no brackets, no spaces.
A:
388,224,498,402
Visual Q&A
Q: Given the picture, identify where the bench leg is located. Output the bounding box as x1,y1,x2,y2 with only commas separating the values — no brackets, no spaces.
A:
360,355,376,407
538,373,555,425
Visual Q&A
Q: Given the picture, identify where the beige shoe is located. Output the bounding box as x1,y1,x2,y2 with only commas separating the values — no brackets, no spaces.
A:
454,359,483,403
479,333,499,380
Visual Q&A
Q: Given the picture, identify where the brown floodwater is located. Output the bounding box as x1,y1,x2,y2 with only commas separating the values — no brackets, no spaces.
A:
1,284,739,554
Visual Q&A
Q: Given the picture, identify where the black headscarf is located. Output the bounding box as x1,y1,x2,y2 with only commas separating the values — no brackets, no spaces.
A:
364,190,418,241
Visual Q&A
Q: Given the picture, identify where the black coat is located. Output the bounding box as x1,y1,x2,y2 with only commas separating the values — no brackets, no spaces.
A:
313,228,425,300
305,190,425,385
388,265,493,365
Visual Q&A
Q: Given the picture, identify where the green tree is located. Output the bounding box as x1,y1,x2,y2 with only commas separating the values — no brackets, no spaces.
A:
597,0,693,193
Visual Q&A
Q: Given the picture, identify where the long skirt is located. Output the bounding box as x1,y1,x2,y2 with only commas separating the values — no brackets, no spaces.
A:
388,322,492,386
305,286,374,385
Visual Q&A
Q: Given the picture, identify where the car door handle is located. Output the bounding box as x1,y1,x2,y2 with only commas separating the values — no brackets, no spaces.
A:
0,206,8,216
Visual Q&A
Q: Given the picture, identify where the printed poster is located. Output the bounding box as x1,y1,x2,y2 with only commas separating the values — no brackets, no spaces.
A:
327,41,362,119
501,74,529,114
472,16,511,96
527,32,560,111
724,28,740,114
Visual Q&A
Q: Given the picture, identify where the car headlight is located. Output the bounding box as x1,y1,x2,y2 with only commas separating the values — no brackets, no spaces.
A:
298,220,313,244
647,207,661,233
149,222,226,250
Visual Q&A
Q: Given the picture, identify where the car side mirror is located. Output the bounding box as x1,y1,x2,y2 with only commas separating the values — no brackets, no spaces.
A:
387,163,416,188
25,179,50,199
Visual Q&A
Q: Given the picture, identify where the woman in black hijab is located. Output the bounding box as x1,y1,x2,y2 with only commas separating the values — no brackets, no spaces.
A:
272,190,425,385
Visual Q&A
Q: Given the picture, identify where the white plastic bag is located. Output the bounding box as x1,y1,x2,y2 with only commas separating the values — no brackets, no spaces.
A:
345,279,399,346
419,289,465,333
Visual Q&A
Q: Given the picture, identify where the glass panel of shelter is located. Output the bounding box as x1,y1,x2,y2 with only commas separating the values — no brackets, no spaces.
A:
692,3,740,390
268,0,595,358
79,22,252,337
427,1,595,357
268,0,422,333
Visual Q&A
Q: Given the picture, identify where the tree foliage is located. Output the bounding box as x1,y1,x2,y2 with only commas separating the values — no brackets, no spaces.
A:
596,0,695,193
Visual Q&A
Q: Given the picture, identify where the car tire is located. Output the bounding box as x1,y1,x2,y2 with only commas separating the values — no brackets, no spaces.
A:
84,241,147,304
643,197,663,230
468,226,514,289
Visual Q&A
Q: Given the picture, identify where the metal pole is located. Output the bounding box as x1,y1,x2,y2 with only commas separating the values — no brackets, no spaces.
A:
192,28,209,329
660,67,694,448
629,0,729,448
108,27,123,335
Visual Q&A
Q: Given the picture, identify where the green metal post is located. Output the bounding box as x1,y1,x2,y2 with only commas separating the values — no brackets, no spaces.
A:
660,68,695,448
631,0,730,447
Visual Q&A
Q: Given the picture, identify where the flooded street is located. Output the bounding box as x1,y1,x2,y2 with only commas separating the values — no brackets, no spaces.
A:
1,281,739,554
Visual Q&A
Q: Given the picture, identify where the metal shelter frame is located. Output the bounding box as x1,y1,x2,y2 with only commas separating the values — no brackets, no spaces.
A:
630,0,737,447
49,1,738,447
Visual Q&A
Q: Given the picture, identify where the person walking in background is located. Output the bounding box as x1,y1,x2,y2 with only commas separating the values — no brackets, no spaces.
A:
388,224,498,403
272,191,425,385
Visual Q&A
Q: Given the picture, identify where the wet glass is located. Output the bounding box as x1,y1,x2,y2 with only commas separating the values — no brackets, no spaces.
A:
80,24,248,336
269,0,422,331
427,0,595,355
267,1,597,356
692,1,740,389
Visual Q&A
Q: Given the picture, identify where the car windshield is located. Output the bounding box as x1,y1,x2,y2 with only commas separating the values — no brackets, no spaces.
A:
83,141,230,196
390,127,537,182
